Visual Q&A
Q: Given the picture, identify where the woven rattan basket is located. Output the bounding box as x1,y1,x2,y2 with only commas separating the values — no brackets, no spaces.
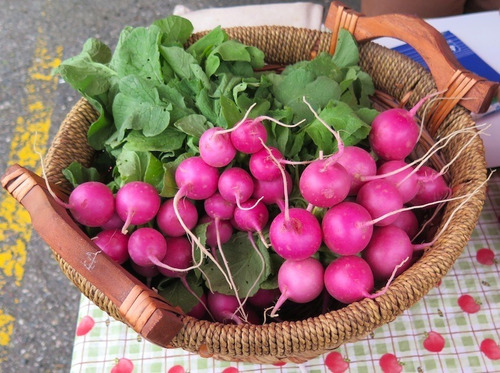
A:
2,2,498,365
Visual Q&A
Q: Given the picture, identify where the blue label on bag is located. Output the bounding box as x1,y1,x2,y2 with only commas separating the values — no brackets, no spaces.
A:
393,31,500,83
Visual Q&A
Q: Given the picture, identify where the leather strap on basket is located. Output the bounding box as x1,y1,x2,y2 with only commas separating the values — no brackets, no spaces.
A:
324,1,499,132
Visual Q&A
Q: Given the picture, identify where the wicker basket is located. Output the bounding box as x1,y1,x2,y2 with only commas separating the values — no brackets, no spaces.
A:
2,2,498,365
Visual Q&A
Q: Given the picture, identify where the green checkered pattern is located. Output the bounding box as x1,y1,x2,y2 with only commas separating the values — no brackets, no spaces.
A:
71,174,500,373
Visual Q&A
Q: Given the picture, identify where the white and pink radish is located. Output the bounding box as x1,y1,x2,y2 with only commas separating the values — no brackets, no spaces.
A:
270,257,324,317
204,192,235,221
116,181,161,234
410,165,451,207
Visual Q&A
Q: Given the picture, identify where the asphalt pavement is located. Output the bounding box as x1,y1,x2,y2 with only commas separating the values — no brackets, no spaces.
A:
0,1,360,372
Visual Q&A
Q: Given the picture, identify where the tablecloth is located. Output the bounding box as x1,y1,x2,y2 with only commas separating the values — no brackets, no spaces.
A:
70,172,500,373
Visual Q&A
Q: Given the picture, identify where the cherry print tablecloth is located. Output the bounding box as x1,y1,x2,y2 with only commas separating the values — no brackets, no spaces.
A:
70,171,500,373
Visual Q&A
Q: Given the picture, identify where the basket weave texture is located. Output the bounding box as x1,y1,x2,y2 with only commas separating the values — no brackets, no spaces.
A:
43,26,487,364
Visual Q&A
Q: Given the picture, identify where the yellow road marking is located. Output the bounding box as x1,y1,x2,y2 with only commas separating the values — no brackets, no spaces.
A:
0,34,62,352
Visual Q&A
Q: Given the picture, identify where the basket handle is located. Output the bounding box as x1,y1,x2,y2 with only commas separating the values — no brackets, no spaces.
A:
1,164,184,348
325,1,498,133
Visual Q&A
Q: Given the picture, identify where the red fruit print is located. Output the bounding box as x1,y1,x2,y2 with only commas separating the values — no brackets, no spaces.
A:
480,339,500,360
222,368,239,373
110,358,134,373
168,365,186,373
379,353,403,373
423,331,446,352
75,315,95,336
458,294,481,314
476,248,495,265
325,351,349,373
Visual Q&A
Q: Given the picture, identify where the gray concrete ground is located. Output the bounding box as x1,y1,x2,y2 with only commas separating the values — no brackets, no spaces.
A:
0,1,360,372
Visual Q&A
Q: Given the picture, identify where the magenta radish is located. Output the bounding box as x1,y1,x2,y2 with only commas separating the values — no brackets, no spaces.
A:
322,202,374,256
390,209,419,239
269,208,322,260
157,198,198,237
93,229,130,264
218,167,254,207
131,262,159,279
249,146,284,181
100,210,124,230
374,160,420,203
270,257,324,317
324,255,374,304
356,179,403,226
410,165,450,207
248,288,280,308
156,237,193,278
175,156,219,200
337,146,377,195
229,117,268,154
172,156,231,287
207,292,244,324
200,216,234,248
369,94,434,161
116,181,161,233
252,170,292,205
127,227,167,267
187,293,208,319
362,225,414,281
65,181,115,227
204,192,235,221
233,198,269,245
299,159,351,208
199,127,237,167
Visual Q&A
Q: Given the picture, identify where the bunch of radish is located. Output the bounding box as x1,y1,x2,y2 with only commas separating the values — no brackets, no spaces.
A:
58,94,481,324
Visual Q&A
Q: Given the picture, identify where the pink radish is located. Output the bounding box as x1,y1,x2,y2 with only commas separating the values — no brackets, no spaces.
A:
157,198,198,237
374,160,420,203
369,94,434,161
174,156,219,200
249,146,284,181
218,167,254,208
270,257,324,317
362,225,414,281
199,127,237,167
252,171,292,205
299,159,351,208
127,227,167,267
204,192,235,221
337,145,377,195
156,237,193,278
116,181,161,234
410,165,450,207
269,208,322,260
93,229,130,264
322,202,374,256
230,118,268,154
65,181,115,227
356,179,403,226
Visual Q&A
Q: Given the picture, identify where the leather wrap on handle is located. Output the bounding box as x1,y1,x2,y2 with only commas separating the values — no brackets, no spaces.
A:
325,2,499,134
1,164,184,348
